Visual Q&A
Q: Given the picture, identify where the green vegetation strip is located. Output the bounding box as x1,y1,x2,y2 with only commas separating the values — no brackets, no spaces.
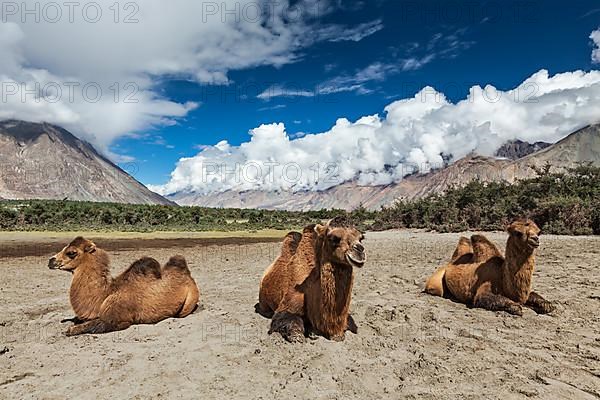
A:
1,165,598,236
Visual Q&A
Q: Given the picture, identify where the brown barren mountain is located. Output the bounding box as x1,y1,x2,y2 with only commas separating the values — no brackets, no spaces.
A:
0,120,172,205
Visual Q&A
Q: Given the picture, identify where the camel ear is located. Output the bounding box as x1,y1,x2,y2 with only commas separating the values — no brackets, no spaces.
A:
314,224,327,236
84,242,96,253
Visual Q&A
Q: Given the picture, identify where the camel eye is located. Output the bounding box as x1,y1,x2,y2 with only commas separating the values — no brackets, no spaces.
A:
66,251,77,259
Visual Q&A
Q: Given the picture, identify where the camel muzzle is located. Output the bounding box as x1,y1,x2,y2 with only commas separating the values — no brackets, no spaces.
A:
528,236,540,248
346,250,366,268
353,243,365,253
48,257,61,270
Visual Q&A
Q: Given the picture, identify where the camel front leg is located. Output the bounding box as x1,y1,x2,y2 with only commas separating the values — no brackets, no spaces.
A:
65,319,132,336
473,285,523,316
269,289,305,343
269,312,305,343
526,292,555,314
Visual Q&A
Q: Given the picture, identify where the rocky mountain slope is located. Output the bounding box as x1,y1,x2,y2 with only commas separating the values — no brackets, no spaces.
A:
170,124,600,211
0,120,172,205
494,139,551,159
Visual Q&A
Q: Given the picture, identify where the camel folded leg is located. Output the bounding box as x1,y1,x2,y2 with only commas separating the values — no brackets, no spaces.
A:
424,266,447,297
254,302,274,319
323,315,358,342
304,316,355,342
269,312,305,343
473,285,523,316
65,319,132,336
525,291,555,314
268,288,306,343
176,288,200,318
61,316,86,325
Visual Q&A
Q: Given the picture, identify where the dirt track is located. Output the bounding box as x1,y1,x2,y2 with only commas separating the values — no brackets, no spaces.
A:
0,236,281,259
0,231,599,399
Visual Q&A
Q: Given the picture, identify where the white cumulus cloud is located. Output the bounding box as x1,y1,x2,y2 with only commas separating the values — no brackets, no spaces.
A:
0,0,381,155
154,69,600,196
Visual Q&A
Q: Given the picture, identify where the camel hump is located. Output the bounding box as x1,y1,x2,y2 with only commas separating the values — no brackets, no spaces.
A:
164,255,190,272
451,236,473,263
286,231,302,244
284,232,303,253
457,237,470,246
125,257,162,279
303,224,317,234
470,234,503,262
328,215,352,228
471,234,491,243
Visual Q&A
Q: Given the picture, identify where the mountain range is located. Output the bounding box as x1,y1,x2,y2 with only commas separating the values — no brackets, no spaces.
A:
0,120,172,205
1,120,598,210
169,124,600,211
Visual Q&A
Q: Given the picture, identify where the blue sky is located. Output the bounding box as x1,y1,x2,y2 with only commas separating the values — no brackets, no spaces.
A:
103,1,598,185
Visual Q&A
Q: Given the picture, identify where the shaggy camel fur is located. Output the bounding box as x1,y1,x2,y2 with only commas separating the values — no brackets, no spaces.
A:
257,217,366,342
425,219,554,316
49,237,200,336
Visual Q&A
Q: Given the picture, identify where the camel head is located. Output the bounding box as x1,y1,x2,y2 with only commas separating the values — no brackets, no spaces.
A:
48,237,97,272
315,216,366,268
507,219,541,251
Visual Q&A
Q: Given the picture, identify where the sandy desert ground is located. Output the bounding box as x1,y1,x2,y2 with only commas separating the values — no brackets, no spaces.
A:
0,230,599,399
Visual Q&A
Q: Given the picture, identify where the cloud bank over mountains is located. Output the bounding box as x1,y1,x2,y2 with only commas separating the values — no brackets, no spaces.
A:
154,69,600,195
0,0,380,156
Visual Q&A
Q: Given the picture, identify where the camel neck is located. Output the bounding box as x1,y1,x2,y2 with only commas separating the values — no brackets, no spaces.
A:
70,251,112,319
502,237,535,303
318,259,354,318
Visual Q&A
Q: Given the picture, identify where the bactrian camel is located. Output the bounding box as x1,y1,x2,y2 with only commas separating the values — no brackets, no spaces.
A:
257,217,366,342
49,237,200,336
425,219,554,316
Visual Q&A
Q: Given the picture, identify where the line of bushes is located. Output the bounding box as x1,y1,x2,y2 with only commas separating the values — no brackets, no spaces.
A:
370,164,600,235
0,199,347,232
0,164,598,235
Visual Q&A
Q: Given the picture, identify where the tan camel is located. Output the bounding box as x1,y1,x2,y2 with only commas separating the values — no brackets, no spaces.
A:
425,219,554,316
48,237,200,336
257,217,366,342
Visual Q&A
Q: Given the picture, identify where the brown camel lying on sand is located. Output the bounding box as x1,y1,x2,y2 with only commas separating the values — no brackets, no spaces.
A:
49,237,200,336
257,217,366,342
425,219,554,316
